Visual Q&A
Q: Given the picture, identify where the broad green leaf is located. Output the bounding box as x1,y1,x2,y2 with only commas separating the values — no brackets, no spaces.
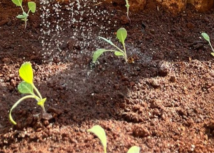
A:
99,36,114,46
12,0,22,6
92,49,106,63
19,62,33,84
37,98,46,107
88,125,107,153
114,51,124,56
117,28,127,46
127,146,140,153
18,81,34,94
28,2,36,13
201,32,210,42
16,14,26,19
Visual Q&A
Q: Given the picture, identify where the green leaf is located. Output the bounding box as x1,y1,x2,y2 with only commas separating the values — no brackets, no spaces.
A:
211,52,214,57
114,51,124,56
19,62,34,84
16,14,26,19
116,28,127,46
12,0,23,6
127,146,140,153
37,98,46,107
28,2,36,13
18,81,34,94
88,125,107,153
99,36,114,46
92,49,106,63
201,32,210,42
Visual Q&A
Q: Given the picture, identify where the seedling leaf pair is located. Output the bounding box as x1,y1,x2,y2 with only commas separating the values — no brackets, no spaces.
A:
88,125,140,153
9,62,46,125
201,32,214,56
11,0,36,28
92,28,128,65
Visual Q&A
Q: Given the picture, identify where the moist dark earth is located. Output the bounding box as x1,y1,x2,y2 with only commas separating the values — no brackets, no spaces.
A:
1,0,214,152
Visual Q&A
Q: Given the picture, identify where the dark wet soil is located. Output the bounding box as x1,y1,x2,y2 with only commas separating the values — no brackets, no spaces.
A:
1,0,214,152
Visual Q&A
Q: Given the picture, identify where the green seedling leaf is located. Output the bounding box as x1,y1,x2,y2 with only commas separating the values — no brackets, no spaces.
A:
18,81,34,94
37,98,46,107
88,125,107,153
201,32,210,42
92,49,106,63
12,0,23,6
127,146,140,153
28,2,36,13
117,28,127,46
114,51,124,56
99,36,114,46
19,62,33,84
16,14,26,19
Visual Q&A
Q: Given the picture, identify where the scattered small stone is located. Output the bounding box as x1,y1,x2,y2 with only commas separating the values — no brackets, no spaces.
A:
147,79,160,88
132,125,150,138
209,70,214,77
150,100,162,109
169,76,176,82
2,58,11,64
158,61,170,76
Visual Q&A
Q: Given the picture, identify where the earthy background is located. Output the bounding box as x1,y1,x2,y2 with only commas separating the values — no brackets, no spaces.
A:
0,0,214,152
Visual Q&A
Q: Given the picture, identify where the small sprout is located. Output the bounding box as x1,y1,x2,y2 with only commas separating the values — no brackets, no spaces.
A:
11,0,36,28
9,62,47,125
88,125,140,153
92,28,128,65
88,125,107,153
125,0,130,20
201,32,214,56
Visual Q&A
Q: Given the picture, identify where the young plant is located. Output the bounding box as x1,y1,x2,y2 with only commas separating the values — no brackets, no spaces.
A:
125,0,130,20
201,32,214,56
92,28,128,64
11,0,36,28
88,125,140,153
9,62,47,125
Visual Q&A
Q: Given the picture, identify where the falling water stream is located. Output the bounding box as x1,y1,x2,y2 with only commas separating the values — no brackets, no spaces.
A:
39,0,119,64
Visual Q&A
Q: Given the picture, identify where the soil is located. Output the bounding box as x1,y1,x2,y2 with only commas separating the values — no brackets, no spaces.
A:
1,0,214,152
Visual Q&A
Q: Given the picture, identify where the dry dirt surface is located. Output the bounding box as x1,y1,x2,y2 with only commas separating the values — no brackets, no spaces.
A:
1,0,214,152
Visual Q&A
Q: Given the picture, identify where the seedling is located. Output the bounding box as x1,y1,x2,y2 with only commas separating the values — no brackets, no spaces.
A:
9,62,47,125
92,28,128,65
125,0,130,20
11,0,36,28
201,32,214,56
88,125,140,153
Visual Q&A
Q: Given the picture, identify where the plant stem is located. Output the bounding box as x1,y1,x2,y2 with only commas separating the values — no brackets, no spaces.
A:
32,84,43,99
122,43,127,62
9,95,37,125
209,41,214,52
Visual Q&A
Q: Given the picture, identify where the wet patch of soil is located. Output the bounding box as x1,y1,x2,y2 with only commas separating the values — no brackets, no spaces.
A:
1,0,214,152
